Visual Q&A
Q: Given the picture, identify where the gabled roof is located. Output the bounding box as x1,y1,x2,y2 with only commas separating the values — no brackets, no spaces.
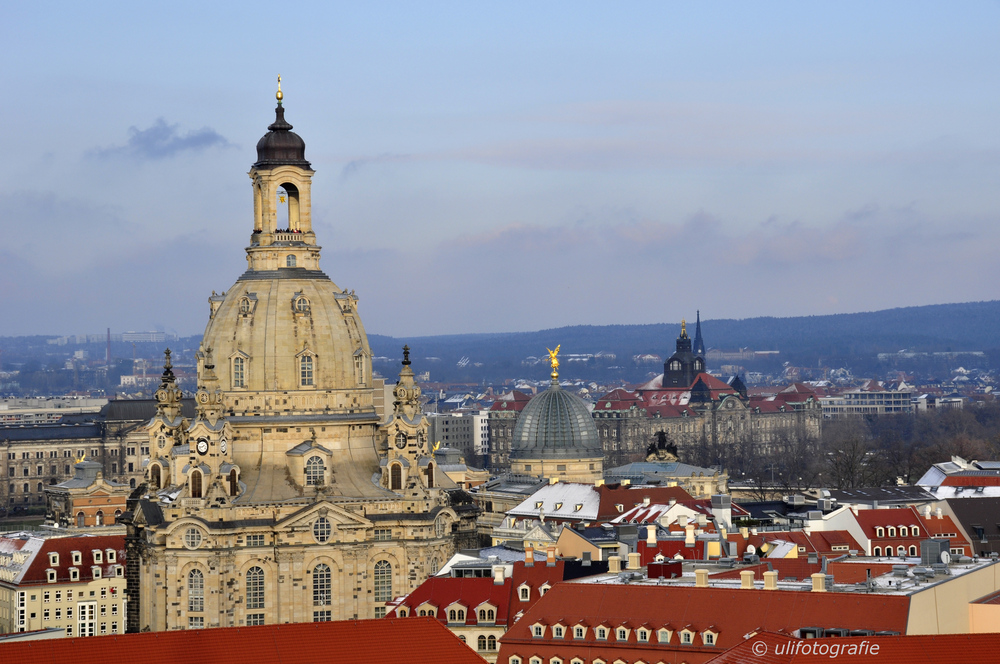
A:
595,484,694,520
852,507,926,538
489,390,532,412
0,617,484,664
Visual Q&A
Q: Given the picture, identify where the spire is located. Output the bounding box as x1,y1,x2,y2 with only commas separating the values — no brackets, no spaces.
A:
276,74,283,105
154,348,183,422
693,310,706,357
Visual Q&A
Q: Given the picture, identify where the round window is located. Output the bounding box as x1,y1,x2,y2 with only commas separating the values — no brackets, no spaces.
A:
184,528,203,550
313,517,332,544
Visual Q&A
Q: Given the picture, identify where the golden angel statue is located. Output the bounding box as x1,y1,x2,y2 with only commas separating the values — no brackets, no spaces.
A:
546,345,561,371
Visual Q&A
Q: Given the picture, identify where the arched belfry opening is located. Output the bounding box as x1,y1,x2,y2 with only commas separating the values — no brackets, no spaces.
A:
277,183,300,231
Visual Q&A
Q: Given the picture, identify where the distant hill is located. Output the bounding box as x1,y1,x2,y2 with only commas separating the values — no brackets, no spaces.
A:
369,301,1000,384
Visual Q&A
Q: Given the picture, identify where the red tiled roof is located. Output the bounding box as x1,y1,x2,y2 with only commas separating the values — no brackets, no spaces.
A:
705,631,1000,664
394,576,515,625
853,507,925,539
17,535,124,585
940,474,1000,486
709,560,895,585
596,485,693,520
0,618,485,664
489,390,532,412
500,583,910,664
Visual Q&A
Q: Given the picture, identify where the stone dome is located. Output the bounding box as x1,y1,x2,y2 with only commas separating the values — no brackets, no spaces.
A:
510,382,602,460
254,105,310,169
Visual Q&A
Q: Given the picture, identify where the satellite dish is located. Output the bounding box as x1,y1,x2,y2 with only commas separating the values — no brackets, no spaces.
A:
941,551,951,564
747,545,757,555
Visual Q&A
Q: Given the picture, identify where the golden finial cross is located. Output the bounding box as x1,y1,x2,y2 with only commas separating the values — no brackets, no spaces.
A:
276,75,283,103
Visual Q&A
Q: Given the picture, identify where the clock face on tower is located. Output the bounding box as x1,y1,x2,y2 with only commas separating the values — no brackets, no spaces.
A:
196,439,209,455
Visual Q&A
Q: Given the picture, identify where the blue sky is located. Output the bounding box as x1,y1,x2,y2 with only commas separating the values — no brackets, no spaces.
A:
3,2,1000,337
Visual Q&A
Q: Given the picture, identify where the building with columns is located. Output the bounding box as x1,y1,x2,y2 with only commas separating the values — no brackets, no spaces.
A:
121,85,478,633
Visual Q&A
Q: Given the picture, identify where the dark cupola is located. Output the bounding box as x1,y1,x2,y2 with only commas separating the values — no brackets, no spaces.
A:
254,76,311,169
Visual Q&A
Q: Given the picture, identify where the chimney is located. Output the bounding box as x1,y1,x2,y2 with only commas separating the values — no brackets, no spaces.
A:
695,568,709,587
669,498,677,507
646,525,657,546
763,570,778,590
546,547,556,566
493,566,505,585
811,573,827,592
697,514,707,526
678,515,689,528
628,552,642,570
935,507,943,519
608,556,622,573
643,496,651,506
923,505,932,520
740,527,749,538
549,476,559,485
685,524,696,545
741,570,755,589
525,546,534,567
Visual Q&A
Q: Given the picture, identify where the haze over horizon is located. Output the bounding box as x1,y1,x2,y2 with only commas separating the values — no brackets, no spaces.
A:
3,3,1000,338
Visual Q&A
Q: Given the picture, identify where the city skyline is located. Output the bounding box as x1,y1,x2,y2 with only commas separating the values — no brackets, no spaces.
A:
3,2,1000,337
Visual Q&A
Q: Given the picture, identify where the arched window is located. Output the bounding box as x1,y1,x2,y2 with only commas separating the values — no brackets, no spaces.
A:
670,360,681,371
191,470,203,498
487,635,497,651
305,456,324,486
246,566,265,609
129,478,136,489
150,464,161,489
909,545,917,556
873,546,882,557
390,464,402,491
897,545,906,556
188,569,204,612
478,635,487,651
313,564,331,606
373,560,392,603
76,512,85,527
300,356,314,386
239,298,251,314
425,462,435,488
449,609,457,622
435,516,446,537
95,511,104,526
233,356,246,388
286,254,297,267
114,509,122,519
295,297,309,312
229,469,239,496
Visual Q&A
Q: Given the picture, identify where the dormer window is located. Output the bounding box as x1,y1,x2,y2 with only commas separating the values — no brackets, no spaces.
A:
575,503,583,512
92,566,102,579
232,356,246,388
910,526,920,537
107,549,116,563
657,628,672,643
555,503,563,510
680,630,693,645
596,627,608,640
532,624,545,638
616,627,629,641
636,628,649,642
519,584,530,601
48,553,59,566
300,355,314,386
875,527,884,538
574,626,586,639
46,569,56,583
539,583,551,596
92,550,103,564
69,568,79,581
71,551,81,566
887,526,896,538
703,631,717,646
294,296,309,312
616,504,624,513
535,501,543,509
553,625,564,638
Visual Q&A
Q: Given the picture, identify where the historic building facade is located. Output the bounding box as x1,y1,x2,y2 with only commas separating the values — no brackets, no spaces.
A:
121,86,477,633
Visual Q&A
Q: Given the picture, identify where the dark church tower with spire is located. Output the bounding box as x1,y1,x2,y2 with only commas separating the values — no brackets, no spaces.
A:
663,319,706,388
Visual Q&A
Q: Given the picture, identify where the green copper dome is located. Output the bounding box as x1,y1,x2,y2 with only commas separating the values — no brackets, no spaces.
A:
510,382,602,460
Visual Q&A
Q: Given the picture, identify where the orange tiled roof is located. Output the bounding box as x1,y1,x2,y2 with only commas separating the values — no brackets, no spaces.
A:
0,618,485,664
